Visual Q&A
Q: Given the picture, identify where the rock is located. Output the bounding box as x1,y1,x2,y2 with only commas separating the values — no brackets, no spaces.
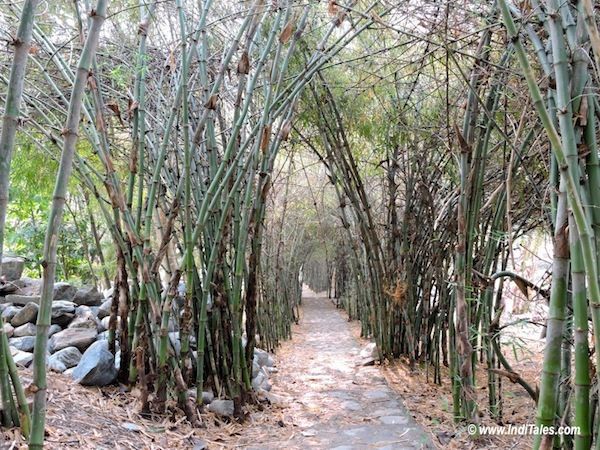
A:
53,282,76,301
70,306,103,331
201,391,214,405
5,294,40,306
1,305,20,322
359,342,378,360
168,331,181,354
100,316,119,331
252,360,260,378
120,422,142,432
186,388,213,404
12,278,42,296
51,300,76,327
0,280,18,296
9,347,33,367
10,302,38,327
13,323,36,337
256,390,286,405
9,336,35,352
73,286,103,306
48,327,97,353
3,322,14,338
360,357,376,367
48,346,82,373
75,305,92,317
252,368,272,392
96,330,109,340
192,439,207,450
69,316,102,331
254,348,274,367
72,340,117,386
0,256,24,281
97,299,112,319
48,324,62,337
207,399,234,417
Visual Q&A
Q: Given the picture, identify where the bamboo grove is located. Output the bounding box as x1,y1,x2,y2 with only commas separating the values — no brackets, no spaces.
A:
2,0,600,449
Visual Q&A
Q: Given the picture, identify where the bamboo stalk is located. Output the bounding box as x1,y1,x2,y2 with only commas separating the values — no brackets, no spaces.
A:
29,2,107,447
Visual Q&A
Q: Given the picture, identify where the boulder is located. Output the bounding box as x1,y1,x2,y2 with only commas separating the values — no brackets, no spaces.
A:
3,322,14,338
12,278,42,296
0,280,18,296
51,300,76,327
1,305,21,322
9,347,33,367
13,323,36,337
9,336,35,352
359,342,379,366
252,361,260,378
53,282,77,301
48,327,97,353
70,305,103,331
97,299,112,319
100,316,120,332
187,389,214,405
69,316,102,331
72,340,117,386
73,286,103,306
254,348,274,367
75,305,92,317
10,302,38,327
207,399,234,417
201,391,214,405
5,294,40,306
252,368,272,392
48,324,62,337
48,346,82,373
0,256,24,281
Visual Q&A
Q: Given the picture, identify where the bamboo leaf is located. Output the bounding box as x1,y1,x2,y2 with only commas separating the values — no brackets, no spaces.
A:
279,21,294,44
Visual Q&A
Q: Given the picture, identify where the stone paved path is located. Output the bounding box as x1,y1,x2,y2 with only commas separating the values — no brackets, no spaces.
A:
245,294,432,449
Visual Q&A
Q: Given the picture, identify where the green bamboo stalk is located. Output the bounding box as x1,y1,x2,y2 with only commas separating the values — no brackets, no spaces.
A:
2,327,30,437
0,320,14,427
29,2,107,447
498,2,600,449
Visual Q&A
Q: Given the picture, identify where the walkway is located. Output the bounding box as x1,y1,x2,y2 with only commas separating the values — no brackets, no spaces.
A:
244,293,432,449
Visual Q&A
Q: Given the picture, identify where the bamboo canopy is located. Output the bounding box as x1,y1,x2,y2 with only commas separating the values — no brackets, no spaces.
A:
0,1,600,449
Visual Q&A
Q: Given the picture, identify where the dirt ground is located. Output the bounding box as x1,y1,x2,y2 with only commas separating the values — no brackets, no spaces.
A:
1,295,542,450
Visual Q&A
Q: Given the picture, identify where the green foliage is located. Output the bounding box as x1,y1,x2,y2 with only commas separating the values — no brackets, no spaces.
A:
5,138,95,282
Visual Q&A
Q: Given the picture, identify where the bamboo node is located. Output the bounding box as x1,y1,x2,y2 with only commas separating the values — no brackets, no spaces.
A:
25,383,40,394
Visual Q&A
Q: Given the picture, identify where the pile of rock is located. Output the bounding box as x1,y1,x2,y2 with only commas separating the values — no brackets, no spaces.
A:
1,257,115,386
196,346,277,417
0,257,279,405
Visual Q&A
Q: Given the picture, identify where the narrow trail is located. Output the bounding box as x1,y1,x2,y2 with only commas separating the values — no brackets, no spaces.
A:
244,292,432,449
